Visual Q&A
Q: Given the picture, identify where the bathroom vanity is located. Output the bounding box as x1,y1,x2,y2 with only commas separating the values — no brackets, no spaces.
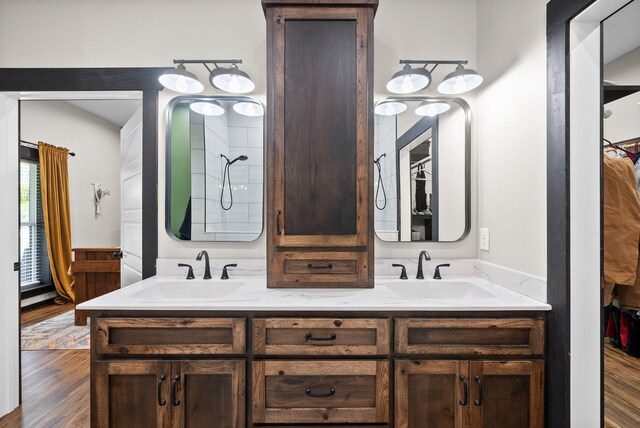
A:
80,276,548,427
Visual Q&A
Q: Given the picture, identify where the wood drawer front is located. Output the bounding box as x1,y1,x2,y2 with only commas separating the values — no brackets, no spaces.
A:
395,318,544,356
95,318,245,355
272,252,370,288
252,360,389,424
253,318,390,355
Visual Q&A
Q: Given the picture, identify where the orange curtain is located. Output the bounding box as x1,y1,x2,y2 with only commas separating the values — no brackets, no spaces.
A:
38,142,75,303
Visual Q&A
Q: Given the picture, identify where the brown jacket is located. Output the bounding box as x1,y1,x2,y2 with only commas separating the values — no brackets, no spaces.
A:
603,157,640,307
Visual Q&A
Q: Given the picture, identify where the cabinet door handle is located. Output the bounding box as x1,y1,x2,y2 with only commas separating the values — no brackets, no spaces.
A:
305,387,336,398
276,210,282,235
305,332,337,342
474,375,483,406
307,263,333,270
459,375,468,406
112,251,123,259
171,375,181,406
157,374,166,406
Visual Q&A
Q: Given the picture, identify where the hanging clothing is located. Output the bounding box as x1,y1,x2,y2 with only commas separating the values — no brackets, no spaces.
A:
38,142,75,303
415,168,427,212
603,157,640,287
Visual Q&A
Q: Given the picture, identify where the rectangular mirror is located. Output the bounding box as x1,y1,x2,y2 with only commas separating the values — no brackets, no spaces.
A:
166,96,264,241
374,97,470,242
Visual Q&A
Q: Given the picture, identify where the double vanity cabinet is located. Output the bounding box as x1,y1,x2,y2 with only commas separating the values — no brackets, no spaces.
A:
90,310,544,427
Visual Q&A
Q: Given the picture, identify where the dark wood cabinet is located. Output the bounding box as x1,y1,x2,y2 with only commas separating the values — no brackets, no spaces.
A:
94,359,245,428
395,360,544,428
264,0,377,288
72,247,121,325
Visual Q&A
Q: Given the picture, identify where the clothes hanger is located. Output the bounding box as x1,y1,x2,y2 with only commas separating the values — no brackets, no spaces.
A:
604,138,636,161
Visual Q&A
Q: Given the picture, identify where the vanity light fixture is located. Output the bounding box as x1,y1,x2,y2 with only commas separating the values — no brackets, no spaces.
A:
159,63,204,94
387,60,483,95
190,100,225,116
233,101,264,117
438,64,483,95
386,65,431,94
374,100,407,116
159,59,255,94
415,101,451,117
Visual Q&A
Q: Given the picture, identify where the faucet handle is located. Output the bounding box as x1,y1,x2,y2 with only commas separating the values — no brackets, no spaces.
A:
178,263,195,280
433,263,451,280
221,264,237,280
392,264,408,280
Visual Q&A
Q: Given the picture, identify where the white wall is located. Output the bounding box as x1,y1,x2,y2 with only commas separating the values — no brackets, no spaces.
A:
605,46,640,84
21,101,122,248
475,0,548,277
604,91,640,144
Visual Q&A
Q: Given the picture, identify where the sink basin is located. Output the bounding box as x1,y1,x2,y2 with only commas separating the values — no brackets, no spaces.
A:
383,280,499,300
130,280,243,300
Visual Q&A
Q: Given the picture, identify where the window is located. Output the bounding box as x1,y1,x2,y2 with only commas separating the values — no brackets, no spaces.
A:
19,158,51,290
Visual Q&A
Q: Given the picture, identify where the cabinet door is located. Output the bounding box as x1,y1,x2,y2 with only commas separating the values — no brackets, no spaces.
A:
395,360,470,428
268,6,371,248
94,360,170,428
469,361,544,428
170,360,245,428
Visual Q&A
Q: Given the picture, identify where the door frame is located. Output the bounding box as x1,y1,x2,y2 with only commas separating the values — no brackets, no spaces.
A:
547,1,635,426
0,67,165,279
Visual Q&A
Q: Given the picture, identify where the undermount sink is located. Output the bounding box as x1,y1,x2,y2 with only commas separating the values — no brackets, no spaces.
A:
383,280,499,300
130,280,243,300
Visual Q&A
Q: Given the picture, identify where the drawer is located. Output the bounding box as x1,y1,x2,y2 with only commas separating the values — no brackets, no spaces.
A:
395,318,544,356
271,251,370,288
95,317,245,355
252,360,389,424
253,318,390,355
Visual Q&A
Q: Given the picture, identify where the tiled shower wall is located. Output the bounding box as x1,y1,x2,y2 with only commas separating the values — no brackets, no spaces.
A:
190,101,263,241
374,114,398,236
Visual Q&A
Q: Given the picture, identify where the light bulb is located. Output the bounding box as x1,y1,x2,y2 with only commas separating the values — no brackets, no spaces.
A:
401,75,413,93
175,75,188,93
246,102,255,116
426,104,437,117
384,103,395,115
229,75,242,93
453,76,466,94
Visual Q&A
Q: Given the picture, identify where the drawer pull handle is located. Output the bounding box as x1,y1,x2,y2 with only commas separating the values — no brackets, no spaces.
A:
459,375,468,406
157,374,166,406
307,263,333,270
474,375,483,406
305,332,337,342
276,210,282,235
171,375,181,406
305,387,336,398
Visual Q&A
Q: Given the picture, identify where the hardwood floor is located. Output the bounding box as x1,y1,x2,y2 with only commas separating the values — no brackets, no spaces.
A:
0,303,89,428
605,342,640,428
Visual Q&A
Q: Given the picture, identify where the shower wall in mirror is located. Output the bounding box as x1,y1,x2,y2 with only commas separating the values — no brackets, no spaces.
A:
374,97,470,242
166,96,264,242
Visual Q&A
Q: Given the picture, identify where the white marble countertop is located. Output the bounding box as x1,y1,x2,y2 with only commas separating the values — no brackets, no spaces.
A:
77,275,551,312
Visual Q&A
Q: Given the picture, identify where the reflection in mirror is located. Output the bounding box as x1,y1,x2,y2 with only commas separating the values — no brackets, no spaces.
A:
166,96,264,242
374,97,470,242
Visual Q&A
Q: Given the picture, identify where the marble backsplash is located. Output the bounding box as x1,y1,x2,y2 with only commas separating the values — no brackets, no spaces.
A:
156,257,546,303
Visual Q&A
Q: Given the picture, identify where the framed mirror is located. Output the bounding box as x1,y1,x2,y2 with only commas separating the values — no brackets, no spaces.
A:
374,97,470,242
166,95,264,242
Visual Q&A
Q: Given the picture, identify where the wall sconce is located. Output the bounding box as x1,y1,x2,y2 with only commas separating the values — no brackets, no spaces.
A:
386,60,483,95
159,59,256,94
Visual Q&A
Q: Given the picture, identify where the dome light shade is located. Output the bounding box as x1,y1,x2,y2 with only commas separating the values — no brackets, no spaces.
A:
415,101,451,117
437,65,483,94
190,100,225,116
210,66,255,94
233,101,264,117
159,64,204,94
375,101,407,116
386,66,431,94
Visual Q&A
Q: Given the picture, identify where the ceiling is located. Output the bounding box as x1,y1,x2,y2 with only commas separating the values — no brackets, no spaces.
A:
604,0,640,64
65,99,141,127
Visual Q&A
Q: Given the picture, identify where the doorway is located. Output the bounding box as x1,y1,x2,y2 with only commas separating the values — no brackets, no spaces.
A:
0,67,164,422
